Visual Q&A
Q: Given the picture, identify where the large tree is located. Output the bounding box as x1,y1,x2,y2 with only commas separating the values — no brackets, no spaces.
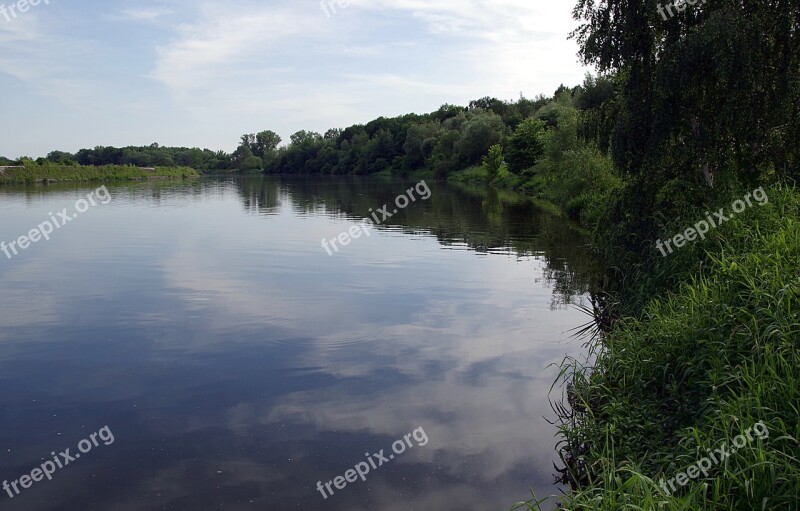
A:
571,0,800,184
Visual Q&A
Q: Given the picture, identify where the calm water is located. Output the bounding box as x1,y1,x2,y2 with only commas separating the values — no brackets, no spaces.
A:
0,176,598,511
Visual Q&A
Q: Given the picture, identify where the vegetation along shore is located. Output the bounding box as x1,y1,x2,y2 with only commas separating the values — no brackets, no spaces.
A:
0,163,198,185
3,1,798,509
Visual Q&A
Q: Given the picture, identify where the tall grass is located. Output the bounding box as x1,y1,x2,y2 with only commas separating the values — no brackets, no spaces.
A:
447,165,489,186
523,184,800,511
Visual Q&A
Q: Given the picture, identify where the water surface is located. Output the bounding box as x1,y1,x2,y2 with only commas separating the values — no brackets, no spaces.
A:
0,176,597,510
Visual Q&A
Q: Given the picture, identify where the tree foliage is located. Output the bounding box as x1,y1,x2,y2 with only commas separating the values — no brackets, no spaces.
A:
571,0,800,184
482,144,505,181
506,118,546,174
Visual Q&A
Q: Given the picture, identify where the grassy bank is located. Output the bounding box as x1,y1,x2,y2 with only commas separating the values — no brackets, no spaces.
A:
514,184,800,511
0,164,199,184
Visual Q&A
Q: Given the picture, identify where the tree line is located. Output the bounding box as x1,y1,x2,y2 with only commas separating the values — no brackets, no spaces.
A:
4,0,795,249
0,81,615,183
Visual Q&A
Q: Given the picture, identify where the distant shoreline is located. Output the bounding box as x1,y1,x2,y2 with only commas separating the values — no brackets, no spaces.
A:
0,164,199,185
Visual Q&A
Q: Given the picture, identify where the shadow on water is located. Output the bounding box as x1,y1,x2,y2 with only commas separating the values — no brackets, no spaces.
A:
233,175,603,310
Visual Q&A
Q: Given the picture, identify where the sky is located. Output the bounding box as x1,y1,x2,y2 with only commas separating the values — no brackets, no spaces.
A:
0,0,591,158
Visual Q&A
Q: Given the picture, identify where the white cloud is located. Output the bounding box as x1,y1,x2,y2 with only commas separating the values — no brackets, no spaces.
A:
121,8,172,21
150,3,327,91
0,12,104,109
0,0,590,155
146,0,588,146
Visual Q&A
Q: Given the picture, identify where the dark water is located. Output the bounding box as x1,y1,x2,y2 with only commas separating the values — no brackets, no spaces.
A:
0,176,598,511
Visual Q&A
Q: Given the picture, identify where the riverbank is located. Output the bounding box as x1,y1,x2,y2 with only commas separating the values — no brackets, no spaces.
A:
449,91,800,511
424,64,798,511
0,164,199,184
511,182,799,510
448,123,800,510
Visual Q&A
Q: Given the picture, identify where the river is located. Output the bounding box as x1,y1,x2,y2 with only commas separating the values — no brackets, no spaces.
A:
0,176,599,511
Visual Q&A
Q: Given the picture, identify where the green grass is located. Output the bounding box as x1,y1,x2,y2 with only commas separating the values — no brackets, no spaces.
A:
0,164,199,184
515,184,800,511
447,165,488,185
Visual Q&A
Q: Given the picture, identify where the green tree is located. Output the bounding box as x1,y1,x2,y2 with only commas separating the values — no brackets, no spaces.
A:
505,118,546,174
46,150,75,164
253,131,282,170
429,130,461,180
244,155,263,172
482,144,505,181
233,143,259,172
571,0,800,183
403,122,442,170
255,131,281,154
454,111,506,166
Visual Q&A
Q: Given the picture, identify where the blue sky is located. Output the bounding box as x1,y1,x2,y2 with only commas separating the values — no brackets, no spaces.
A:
0,0,590,157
